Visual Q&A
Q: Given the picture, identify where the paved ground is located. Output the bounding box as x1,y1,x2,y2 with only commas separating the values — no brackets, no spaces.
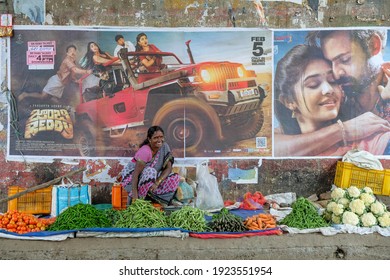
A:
0,232,389,260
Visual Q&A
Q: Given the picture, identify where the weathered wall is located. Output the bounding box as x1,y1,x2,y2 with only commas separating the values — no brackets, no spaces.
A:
0,0,390,212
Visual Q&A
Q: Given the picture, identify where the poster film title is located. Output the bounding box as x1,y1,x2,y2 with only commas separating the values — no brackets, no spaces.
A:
24,109,73,139
251,36,265,65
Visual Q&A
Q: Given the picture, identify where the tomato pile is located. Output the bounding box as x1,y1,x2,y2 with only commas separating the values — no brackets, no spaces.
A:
0,210,56,234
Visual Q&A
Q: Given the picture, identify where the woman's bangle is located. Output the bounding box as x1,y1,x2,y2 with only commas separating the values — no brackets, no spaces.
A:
337,119,348,146
155,178,162,185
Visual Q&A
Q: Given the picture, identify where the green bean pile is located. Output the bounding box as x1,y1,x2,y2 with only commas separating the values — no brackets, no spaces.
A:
279,197,329,229
168,206,209,232
48,203,111,231
114,199,168,228
208,208,247,232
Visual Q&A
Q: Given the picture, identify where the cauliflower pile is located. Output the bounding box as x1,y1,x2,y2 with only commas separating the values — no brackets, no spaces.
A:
323,186,390,227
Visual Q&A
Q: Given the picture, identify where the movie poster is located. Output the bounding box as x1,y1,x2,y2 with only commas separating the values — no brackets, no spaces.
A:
8,27,272,160
273,28,390,158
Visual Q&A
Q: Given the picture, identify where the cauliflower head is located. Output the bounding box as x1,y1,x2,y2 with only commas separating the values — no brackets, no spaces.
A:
337,197,350,208
362,187,374,194
361,212,377,227
378,212,390,227
370,201,385,216
326,201,337,213
331,187,346,200
349,199,366,215
347,186,361,199
342,211,360,226
332,203,344,216
360,193,376,207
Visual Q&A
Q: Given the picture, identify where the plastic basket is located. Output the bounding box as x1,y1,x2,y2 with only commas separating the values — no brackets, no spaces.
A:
334,161,390,196
7,186,53,214
112,183,128,210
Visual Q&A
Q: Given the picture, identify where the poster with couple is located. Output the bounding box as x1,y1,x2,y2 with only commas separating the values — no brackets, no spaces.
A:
7,27,273,161
273,28,390,158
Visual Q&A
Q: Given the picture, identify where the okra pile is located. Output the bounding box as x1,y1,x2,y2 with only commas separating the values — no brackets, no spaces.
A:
167,206,209,232
114,199,168,228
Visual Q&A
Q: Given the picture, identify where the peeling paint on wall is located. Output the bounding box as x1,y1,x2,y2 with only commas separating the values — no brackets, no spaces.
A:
14,0,45,24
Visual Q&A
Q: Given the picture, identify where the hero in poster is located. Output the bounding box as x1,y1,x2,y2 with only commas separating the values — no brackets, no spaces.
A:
8,28,272,160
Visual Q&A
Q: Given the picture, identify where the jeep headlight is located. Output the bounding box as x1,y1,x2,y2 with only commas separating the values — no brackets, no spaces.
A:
237,67,244,78
200,69,211,83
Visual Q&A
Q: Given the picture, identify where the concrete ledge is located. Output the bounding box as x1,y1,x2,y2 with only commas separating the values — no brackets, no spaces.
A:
0,233,389,260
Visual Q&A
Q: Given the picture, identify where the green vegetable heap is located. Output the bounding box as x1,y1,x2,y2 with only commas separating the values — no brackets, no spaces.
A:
48,203,111,231
279,197,329,229
208,208,247,232
103,208,121,226
114,199,168,228
167,206,209,232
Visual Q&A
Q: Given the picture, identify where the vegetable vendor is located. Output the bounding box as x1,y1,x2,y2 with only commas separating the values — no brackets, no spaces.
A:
120,126,180,205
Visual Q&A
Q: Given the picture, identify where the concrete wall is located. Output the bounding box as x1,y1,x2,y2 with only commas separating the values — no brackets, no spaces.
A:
0,0,390,212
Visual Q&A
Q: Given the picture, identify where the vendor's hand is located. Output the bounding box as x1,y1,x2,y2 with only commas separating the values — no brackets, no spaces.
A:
150,182,158,192
132,192,139,201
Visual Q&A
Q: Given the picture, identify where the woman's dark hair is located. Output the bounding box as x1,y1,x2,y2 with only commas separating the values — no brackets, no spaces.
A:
80,41,106,69
140,125,164,147
135,32,147,51
306,29,387,57
274,44,325,135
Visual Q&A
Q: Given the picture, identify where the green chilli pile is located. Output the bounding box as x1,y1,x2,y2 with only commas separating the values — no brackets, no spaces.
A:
48,203,111,231
208,208,247,232
114,199,168,228
167,206,209,232
279,197,329,229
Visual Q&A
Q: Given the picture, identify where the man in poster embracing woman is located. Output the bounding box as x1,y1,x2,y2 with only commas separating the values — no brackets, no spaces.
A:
274,28,390,157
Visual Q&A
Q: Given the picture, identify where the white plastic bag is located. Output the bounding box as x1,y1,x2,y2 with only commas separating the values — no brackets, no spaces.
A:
195,163,224,210
342,149,383,170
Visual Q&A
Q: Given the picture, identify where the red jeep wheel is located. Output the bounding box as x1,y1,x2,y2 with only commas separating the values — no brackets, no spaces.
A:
153,99,221,155
223,108,264,142
74,119,105,157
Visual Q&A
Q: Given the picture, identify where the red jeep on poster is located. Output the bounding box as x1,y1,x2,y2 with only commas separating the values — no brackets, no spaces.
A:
75,41,267,157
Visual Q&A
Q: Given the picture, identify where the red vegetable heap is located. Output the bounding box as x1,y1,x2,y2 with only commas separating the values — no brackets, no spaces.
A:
0,210,56,234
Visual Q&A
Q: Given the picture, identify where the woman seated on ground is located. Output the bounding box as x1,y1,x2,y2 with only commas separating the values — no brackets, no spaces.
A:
274,44,390,156
120,126,180,205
